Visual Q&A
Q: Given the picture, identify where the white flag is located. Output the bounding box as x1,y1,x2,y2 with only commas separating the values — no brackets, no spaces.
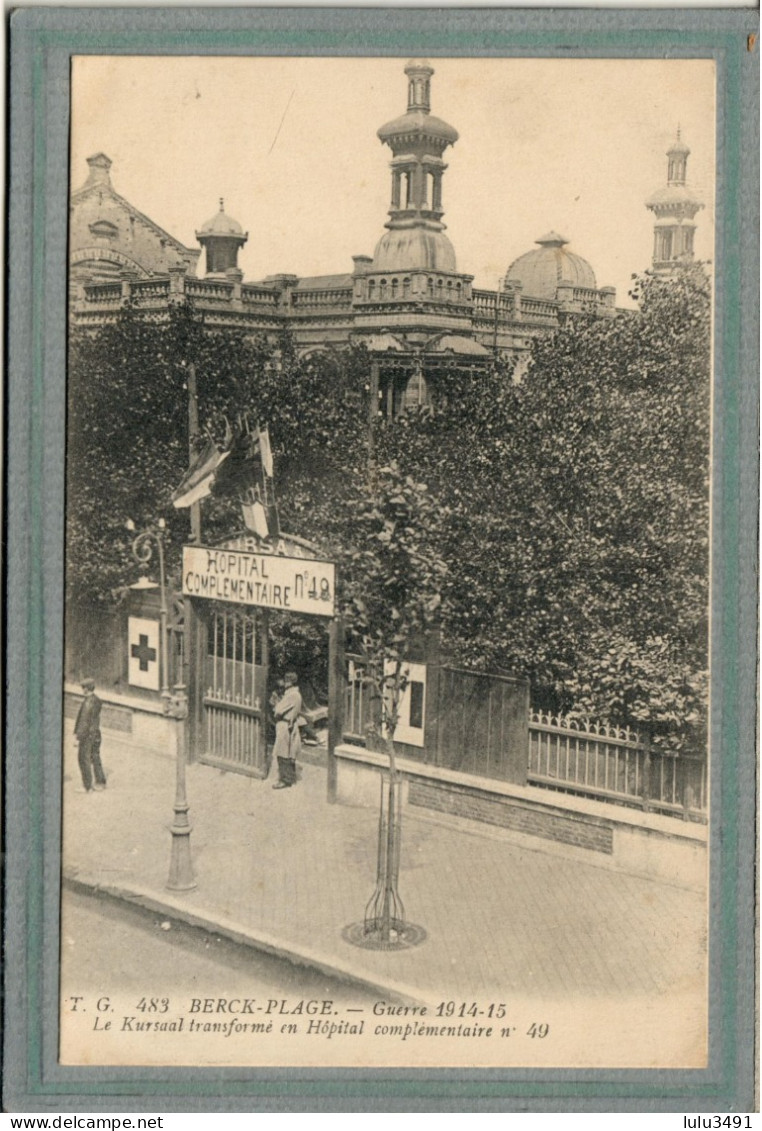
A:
259,427,274,478
242,499,269,538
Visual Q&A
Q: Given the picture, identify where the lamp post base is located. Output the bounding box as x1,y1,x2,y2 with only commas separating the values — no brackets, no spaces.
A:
167,811,196,892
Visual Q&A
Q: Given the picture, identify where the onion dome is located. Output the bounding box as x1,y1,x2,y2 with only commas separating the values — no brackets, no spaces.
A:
372,227,457,272
195,199,248,276
505,232,597,300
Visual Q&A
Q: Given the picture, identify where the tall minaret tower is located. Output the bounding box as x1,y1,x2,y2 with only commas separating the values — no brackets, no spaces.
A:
371,60,459,272
645,129,704,272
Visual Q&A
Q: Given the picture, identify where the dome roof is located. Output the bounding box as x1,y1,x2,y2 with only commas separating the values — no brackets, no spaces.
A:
377,58,458,149
505,232,596,300
372,227,457,272
645,183,703,210
377,110,459,147
197,200,246,239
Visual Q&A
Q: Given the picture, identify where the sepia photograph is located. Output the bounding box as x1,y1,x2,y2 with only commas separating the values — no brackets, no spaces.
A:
59,53,715,1071
4,9,757,1112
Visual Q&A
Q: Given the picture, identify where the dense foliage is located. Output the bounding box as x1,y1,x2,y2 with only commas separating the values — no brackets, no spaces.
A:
374,266,711,753
67,302,369,604
67,266,711,753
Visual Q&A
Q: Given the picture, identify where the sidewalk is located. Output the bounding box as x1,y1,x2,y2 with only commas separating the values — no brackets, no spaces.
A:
62,723,706,1006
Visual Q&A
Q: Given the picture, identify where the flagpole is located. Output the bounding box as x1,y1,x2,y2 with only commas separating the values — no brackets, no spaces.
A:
188,361,202,544
368,359,379,476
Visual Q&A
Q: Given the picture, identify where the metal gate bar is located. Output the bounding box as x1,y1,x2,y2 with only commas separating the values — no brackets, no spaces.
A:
199,607,267,778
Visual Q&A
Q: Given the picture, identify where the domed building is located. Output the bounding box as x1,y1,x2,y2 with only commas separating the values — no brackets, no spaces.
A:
69,59,634,414
505,231,597,301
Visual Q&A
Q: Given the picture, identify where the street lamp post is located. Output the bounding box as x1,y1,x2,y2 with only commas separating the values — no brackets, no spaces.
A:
164,681,196,891
128,518,196,891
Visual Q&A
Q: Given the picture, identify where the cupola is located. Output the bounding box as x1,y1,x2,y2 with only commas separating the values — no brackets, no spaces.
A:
196,199,248,276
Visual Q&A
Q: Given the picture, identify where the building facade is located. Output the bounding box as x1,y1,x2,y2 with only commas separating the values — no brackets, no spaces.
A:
69,61,623,411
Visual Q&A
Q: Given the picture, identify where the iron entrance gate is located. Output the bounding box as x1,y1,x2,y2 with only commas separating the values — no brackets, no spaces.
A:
184,542,339,784
190,604,269,777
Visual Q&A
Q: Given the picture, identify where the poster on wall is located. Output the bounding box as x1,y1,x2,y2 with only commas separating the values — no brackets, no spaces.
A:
127,617,161,690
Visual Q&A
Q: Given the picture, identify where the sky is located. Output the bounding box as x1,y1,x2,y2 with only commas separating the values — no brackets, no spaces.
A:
71,55,716,307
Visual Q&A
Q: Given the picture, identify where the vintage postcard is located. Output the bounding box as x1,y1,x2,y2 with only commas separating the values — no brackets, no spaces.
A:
5,9,758,1113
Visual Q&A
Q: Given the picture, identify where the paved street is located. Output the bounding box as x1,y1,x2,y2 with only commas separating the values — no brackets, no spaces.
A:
60,724,708,1067
62,885,380,1003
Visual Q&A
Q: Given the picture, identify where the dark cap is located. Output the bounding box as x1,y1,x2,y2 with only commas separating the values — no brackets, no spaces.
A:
81,678,96,691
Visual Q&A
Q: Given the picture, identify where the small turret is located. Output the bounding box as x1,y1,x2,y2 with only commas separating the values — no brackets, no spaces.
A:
196,199,248,276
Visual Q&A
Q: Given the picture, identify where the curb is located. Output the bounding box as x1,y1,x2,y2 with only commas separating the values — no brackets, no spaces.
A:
63,872,430,1008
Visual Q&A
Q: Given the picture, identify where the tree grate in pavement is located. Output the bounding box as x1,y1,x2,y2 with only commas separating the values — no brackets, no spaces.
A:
342,920,427,951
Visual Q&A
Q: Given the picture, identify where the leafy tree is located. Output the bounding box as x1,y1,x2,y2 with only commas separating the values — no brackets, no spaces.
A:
66,304,370,605
332,459,448,768
374,266,711,754
67,266,711,757
67,302,268,603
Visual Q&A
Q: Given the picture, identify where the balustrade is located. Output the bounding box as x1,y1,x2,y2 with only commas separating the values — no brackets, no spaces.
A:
292,288,353,309
241,286,280,308
84,283,122,304
130,279,171,300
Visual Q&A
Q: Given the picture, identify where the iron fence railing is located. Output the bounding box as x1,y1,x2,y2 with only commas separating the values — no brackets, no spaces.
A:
342,656,707,822
528,710,707,821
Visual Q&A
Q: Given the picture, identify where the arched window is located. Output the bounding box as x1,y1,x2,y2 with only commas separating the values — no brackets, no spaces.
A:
391,278,399,299
368,279,376,300
379,278,388,300
402,276,411,297
401,370,429,412
427,277,434,297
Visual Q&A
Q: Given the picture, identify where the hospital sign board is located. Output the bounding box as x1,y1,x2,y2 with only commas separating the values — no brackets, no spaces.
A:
183,546,336,617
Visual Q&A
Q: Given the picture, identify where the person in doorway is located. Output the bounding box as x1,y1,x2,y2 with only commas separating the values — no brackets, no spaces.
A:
271,670,303,789
74,678,107,792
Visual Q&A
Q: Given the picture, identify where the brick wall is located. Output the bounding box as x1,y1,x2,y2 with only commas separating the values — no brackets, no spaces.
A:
408,778,614,854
